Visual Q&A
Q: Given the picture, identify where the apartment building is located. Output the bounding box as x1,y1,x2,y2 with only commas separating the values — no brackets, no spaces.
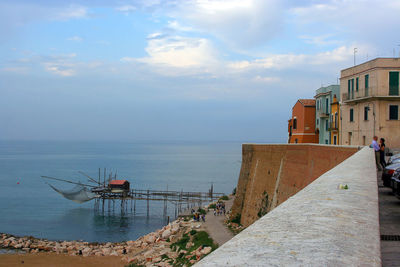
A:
340,58,400,148
288,99,318,144
315,85,340,144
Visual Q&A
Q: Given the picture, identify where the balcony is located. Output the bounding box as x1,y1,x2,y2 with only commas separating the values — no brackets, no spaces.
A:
317,111,329,118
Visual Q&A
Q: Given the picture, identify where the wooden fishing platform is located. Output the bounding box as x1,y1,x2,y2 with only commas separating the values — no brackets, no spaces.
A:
42,168,225,218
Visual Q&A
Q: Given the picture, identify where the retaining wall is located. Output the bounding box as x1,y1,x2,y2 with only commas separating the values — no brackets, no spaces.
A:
196,146,380,266
232,144,358,226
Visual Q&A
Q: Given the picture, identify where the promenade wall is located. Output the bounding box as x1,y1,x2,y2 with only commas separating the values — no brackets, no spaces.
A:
231,144,358,226
196,146,380,266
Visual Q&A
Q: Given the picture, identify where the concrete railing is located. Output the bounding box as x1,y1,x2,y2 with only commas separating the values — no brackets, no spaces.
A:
196,147,381,266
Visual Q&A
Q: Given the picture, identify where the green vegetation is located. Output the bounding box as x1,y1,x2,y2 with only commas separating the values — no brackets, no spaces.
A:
169,230,218,267
170,233,190,251
219,195,229,201
189,229,197,235
232,187,236,195
257,191,269,218
197,208,206,215
230,213,241,224
125,264,145,267
208,203,216,209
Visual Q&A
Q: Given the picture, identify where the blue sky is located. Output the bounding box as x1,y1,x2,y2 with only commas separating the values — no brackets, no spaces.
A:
1,0,399,142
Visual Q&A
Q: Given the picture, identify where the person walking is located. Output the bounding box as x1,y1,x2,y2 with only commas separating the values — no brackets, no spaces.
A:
372,136,382,171
380,138,387,167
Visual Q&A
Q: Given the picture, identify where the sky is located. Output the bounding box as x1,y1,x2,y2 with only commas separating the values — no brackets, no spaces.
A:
1,0,400,142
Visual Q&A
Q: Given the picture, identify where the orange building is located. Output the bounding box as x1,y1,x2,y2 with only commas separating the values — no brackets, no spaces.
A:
288,99,319,143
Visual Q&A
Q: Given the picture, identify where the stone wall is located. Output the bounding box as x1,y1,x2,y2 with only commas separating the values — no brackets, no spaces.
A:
196,147,381,266
231,144,358,227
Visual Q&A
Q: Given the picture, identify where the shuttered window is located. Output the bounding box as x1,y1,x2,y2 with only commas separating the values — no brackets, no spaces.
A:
389,105,398,120
364,106,368,121
365,74,369,96
389,72,399,96
348,80,351,99
356,77,359,91
350,108,354,122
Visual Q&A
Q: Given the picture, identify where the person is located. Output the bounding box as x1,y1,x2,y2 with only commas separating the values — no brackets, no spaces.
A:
371,136,382,171
380,138,387,168
201,214,205,222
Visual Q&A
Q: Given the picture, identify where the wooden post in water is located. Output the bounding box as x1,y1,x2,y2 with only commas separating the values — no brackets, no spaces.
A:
147,189,150,217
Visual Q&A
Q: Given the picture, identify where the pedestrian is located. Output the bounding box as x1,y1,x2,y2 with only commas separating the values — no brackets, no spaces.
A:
380,138,387,167
201,214,205,222
371,136,382,171
213,208,216,216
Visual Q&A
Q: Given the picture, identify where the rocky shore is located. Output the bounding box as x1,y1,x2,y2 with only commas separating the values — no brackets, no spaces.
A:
0,216,216,266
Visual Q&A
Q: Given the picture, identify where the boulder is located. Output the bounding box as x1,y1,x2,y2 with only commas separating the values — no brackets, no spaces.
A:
144,235,156,244
102,247,112,255
161,230,171,239
201,246,212,255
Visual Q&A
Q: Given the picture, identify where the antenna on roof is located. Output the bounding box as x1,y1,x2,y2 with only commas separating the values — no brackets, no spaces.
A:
353,47,358,65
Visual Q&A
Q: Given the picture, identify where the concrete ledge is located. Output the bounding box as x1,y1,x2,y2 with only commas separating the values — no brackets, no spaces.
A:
196,147,381,266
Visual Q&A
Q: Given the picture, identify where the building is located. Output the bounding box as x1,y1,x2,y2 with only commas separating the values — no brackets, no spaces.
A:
314,85,340,144
330,94,340,145
288,99,318,143
340,58,400,148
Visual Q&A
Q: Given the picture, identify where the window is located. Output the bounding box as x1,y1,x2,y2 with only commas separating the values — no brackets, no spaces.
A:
364,106,369,121
325,140,328,144
348,80,351,99
325,98,329,114
293,118,297,129
333,136,337,145
351,79,354,99
365,74,369,96
356,77,359,91
350,108,354,122
295,138,298,143
317,118,319,125
389,105,399,120
389,72,399,96
363,136,366,146
325,120,329,131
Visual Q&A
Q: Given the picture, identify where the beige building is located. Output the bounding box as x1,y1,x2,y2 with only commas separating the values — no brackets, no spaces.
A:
340,58,400,148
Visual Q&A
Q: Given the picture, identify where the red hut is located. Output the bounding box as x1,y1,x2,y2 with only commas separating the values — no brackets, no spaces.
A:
109,180,130,192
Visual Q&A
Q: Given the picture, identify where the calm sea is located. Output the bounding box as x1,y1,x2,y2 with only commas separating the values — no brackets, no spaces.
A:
0,141,241,243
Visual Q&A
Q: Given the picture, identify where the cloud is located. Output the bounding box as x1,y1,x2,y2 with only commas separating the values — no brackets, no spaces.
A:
169,0,284,49
42,53,78,77
122,34,220,75
54,5,88,21
228,46,355,71
253,75,280,83
115,5,137,14
1,66,28,74
67,36,83,42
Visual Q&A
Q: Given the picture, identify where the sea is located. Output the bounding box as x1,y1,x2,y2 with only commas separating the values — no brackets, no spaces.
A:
0,140,241,243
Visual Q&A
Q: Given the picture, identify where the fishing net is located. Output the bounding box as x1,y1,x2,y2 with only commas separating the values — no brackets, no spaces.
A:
47,183,96,204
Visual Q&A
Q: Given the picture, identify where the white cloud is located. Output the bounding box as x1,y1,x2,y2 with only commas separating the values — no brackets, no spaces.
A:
115,5,137,14
52,5,88,21
122,34,220,74
228,46,356,71
253,75,280,83
170,0,284,49
42,53,78,77
1,66,28,74
67,36,83,42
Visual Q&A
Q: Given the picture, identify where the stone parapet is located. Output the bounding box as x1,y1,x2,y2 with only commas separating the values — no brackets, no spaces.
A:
196,146,381,266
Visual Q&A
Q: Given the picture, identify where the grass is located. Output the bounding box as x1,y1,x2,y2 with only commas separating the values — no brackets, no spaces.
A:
230,213,241,224
169,230,218,267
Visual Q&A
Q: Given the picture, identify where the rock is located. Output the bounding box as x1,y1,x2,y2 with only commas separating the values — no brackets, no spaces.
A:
83,247,92,254
185,242,193,249
102,247,112,255
161,230,171,239
110,251,118,256
144,235,156,244
201,246,212,255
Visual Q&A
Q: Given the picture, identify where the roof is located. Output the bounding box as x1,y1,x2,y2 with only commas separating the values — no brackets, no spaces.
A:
298,99,315,107
109,180,129,185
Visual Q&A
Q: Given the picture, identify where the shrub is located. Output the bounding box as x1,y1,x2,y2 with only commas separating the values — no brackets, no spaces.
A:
230,213,241,224
219,195,229,201
232,187,237,195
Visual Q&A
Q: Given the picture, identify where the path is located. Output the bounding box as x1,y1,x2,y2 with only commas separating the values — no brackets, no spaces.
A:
378,170,400,267
203,198,234,246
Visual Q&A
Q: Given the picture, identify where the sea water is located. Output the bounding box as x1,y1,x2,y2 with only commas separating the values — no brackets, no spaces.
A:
0,141,241,242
